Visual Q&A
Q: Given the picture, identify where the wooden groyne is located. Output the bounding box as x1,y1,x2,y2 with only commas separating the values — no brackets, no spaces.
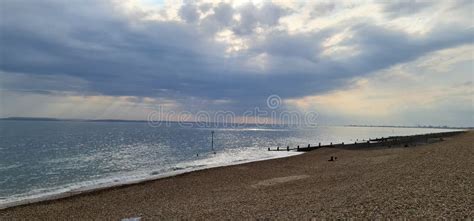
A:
268,131,465,152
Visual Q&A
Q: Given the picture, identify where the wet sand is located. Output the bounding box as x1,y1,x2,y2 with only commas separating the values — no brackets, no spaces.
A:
1,131,473,219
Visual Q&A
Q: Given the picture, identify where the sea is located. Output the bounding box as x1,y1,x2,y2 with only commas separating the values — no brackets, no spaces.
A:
0,120,460,208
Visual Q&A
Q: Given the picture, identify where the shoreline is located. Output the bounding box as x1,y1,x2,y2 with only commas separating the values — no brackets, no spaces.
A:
0,131,466,210
0,151,301,210
2,130,459,210
1,130,472,219
4,130,466,211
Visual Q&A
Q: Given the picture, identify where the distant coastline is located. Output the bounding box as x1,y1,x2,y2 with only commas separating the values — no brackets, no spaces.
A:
0,117,148,123
344,124,473,130
1,117,472,130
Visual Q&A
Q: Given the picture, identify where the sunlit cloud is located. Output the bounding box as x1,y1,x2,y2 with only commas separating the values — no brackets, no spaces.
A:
286,44,473,126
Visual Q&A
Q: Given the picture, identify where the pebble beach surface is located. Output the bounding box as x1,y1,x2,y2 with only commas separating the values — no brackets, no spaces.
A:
1,131,472,219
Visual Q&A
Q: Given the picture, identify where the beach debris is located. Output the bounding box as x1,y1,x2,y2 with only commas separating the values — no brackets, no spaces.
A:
328,156,334,161
251,175,310,188
122,217,141,221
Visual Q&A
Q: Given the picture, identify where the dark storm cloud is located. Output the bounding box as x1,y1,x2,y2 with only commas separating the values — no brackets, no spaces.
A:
0,0,473,112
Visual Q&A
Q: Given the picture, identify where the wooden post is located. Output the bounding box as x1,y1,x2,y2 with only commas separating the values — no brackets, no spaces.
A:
211,131,214,151
297,145,300,151
287,146,289,151
319,142,321,147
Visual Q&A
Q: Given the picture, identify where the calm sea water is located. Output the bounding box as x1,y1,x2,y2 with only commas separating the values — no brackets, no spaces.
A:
0,120,459,207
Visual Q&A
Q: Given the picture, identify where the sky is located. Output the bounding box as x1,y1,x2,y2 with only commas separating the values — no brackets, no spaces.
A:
0,0,473,127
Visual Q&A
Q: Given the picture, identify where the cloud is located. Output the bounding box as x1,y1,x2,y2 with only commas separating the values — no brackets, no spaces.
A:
287,44,474,127
310,2,336,18
381,0,433,18
179,2,200,23
231,2,289,35
0,0,472,125
211,2,234,26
